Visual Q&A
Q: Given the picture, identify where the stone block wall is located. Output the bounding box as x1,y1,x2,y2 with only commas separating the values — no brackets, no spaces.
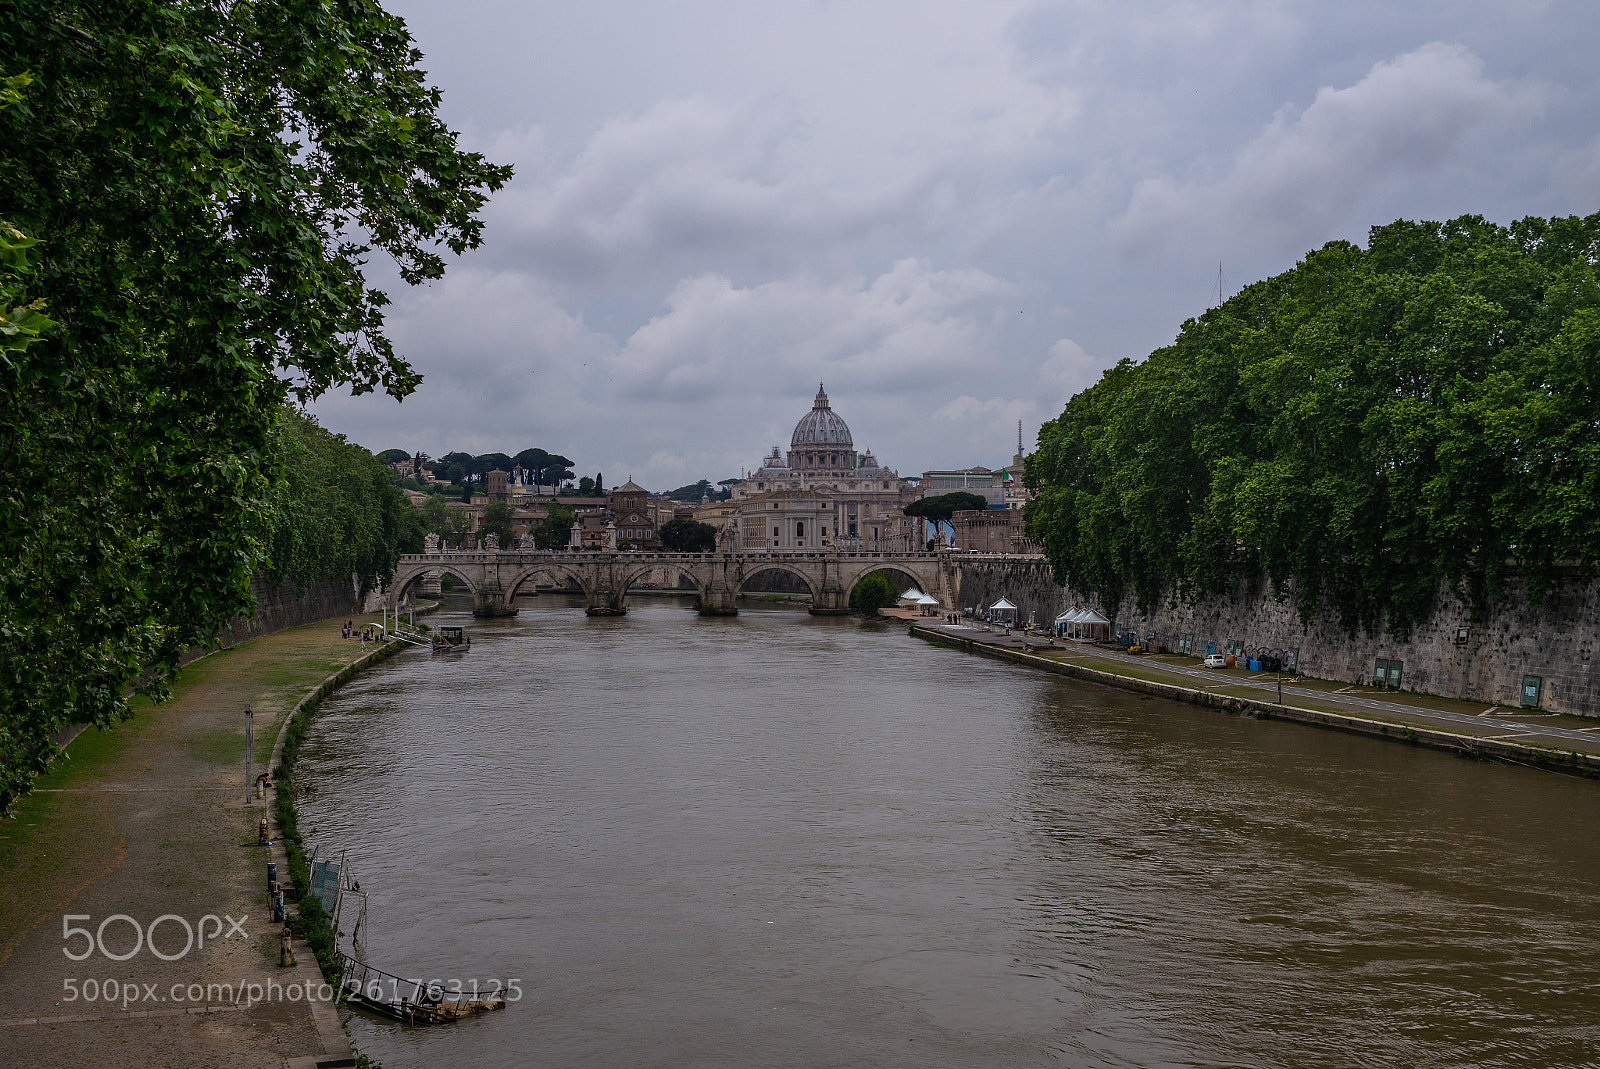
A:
954,559,1599,717
180,574,365,665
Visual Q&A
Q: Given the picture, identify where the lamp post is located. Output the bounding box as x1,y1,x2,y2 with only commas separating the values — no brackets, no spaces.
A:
243,704,253,805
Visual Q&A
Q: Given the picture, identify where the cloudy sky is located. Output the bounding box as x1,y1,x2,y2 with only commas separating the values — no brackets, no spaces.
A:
310,0,1600,490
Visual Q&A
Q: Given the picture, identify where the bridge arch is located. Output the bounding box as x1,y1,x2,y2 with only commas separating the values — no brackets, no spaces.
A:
619,561,708,600
391,563,478,605
507,564,590,600
843,565,927,603
737,564,816,598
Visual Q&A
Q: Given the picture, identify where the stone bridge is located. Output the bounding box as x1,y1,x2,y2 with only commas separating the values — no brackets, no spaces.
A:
388,550,954,617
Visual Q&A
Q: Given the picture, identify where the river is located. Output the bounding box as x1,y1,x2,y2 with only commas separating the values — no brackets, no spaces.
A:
295,597,1600,1068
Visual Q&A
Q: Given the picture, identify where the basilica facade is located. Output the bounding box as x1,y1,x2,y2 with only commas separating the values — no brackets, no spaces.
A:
728,385,918,550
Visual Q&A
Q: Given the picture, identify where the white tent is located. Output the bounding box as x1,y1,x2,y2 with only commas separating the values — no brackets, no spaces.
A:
988,597,1018,624
916,594,941,606
1054,608,1084,625
898,588,925,604
1080,609,1110,625
991,597,1017,610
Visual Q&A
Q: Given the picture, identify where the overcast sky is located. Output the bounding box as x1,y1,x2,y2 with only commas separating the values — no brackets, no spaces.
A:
309,0,1600,490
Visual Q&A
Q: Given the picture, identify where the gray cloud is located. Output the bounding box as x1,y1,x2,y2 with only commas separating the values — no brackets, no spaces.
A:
311,0,1600,488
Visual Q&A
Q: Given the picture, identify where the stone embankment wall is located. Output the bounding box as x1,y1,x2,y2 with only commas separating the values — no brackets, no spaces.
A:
180,574,365,664
954,559,1599,718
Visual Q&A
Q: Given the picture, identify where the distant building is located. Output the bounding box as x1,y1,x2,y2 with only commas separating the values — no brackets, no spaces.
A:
608,479,659,548
951,508,1040,555
727,384,916,549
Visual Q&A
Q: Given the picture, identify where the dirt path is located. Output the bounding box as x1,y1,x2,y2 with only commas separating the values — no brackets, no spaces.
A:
0,616,390,1069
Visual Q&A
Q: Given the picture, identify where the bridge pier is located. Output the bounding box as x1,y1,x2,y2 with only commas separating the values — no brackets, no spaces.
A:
697,587,738,616
808,588,851,615
586,570,627,616
472,579,519,617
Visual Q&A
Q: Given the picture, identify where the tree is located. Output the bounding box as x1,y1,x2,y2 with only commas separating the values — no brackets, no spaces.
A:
532,505,576,550
717,479,739,500
475,452,513,479
1026,212,1600,634
540,454,575,493
479,501,515,548
442,509,471,549
903,492,989,535
437,452,474,481
595,473,605,495
514,448,548,489
420,494,453,539
377,449,411,465
849,571,898,613
262,409,423,591
577,476,596,494
667,479,715,502
658,518,719,552
0,0,509,810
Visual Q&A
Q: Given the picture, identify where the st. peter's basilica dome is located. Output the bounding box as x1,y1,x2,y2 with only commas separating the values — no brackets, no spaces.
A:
790,384,853,448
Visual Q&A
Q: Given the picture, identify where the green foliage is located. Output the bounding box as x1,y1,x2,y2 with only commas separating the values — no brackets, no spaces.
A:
261,408,421,591
0,1,506,811
904,492,990,526
577,476,596,494
1025,213,1600,636
532,505,576,550
479,501,515,547
849,571,899,613
377,449,411,464
658,517,719,552
666,479,715,502
419,494,453,538
510,448,573,492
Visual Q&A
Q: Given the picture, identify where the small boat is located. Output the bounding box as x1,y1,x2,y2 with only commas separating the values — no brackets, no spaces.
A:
431,626,470,652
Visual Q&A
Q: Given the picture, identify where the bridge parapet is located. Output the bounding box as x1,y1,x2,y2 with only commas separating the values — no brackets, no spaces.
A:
388,548,962,618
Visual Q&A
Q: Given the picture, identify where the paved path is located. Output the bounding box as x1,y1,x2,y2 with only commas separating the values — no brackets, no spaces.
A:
922,621,1600,757
0,615,390,1069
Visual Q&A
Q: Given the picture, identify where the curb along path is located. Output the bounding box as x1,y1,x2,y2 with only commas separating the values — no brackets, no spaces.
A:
0,612,412,1069
910,623,1600,779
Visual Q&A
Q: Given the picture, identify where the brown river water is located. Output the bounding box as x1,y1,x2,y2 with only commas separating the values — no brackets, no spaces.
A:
295,596,1600,1068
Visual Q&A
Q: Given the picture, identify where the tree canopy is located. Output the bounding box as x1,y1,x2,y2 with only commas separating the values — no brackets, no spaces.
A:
262,409,423,593
1025,213,1600,637
665,479,715,502
658,518,718,552
849,570,899,613
0,0,508,811
904,492,990,527
531,505,575,550
478,501,515,548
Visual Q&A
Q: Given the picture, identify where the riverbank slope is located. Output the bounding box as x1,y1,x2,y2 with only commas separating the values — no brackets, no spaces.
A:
0,613,397,1068
909,621,1600,779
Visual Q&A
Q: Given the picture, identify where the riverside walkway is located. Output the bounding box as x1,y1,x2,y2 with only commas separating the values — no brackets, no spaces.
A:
0,613,395,1069
901,613,1600,775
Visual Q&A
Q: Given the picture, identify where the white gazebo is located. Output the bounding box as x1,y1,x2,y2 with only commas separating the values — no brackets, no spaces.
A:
916,593,941,616
898,587,926,605
988,597,1018,626
1055,607,1110,640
